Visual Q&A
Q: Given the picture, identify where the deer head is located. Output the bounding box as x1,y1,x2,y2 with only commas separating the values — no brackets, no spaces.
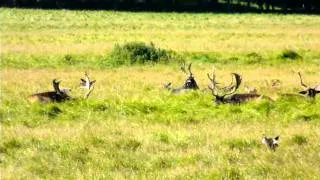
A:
180,62,199,90
298,72,320,98
262,135,280,151
53,79,70,98
207,70,242,104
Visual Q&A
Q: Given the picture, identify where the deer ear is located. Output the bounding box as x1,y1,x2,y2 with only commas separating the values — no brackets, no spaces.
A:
299,90,307,95
316,91,320,94
274,136,280,141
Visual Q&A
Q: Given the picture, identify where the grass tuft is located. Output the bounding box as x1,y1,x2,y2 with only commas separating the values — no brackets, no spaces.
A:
224,139,260,151
0,138,22,154
115,139,142,151
36,105,63,118
279,50,302,60
292,135,308,145
108,42,174,66
220,167,243,180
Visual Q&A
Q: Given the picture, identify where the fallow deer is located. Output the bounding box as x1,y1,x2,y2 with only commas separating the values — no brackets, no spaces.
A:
298,72,320,98
28,79,71,103
80,72,96,99
207,70,266,104
164,62,199,94
262,135,280,151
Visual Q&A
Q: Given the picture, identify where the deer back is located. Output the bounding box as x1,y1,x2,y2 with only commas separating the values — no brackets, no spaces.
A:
28,89,70,103
227,93,262,104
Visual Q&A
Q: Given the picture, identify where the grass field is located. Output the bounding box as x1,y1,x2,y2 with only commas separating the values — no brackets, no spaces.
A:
1,8,320,179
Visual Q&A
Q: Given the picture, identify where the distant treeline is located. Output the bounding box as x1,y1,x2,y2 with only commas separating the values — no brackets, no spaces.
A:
2,0,320,13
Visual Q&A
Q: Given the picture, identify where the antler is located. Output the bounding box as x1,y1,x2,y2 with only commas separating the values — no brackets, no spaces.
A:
180,62,187,75
80,72,96,99
188,63,193,77
180,62,193,76
222,73,242,96
298,72,308,88
84,86,95,99
52,79,61,94
207,69,218,96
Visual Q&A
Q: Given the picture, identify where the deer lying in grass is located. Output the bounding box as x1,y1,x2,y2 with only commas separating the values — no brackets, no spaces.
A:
207,70,269,104
164,62,199,94
80,72,96,99
28,79,71,103
298,72,320,98
262,135,280,151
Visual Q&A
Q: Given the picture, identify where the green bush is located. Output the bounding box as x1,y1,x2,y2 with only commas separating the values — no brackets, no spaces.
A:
108,42,173,66
279,50,302,60
292,135,308,145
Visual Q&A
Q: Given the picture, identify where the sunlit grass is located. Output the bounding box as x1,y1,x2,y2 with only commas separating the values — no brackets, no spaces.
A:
1,8,320,54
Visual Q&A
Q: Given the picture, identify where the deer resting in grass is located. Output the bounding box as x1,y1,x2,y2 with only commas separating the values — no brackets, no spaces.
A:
298,72,320,98
28,79,71,103
207,70,267,104
164,62,199,94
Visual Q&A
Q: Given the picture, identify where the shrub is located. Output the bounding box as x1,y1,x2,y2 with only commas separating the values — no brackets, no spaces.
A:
246,52,263,64
279,50,302,60
292,135,308,145
108,42,173,66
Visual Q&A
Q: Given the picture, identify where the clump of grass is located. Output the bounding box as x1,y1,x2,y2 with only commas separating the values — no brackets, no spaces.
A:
246,52,263,64
155,133,170,144
36,105,62,118
153,157,173,169
71,147,90,165
115,138,142,151
279,50,302,60
224,139,259,151
108,42,173,66
294,114,320,122
0,138,22,154
292,135,308,145
220,167,243,180
63,54,78,65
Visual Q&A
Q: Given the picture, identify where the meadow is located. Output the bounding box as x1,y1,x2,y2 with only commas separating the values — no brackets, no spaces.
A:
1,8,320,179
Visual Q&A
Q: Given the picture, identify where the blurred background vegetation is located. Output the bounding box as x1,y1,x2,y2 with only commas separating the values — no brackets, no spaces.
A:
2,0,320,13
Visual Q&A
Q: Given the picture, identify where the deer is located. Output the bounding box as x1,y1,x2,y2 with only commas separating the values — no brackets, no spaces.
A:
207,70,268,104
262,135,280,151
164,62,199,94
298,72,320,98
80,72,96,99
28,79,71,103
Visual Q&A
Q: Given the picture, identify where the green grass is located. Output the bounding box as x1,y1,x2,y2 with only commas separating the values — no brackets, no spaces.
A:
1,8,320,179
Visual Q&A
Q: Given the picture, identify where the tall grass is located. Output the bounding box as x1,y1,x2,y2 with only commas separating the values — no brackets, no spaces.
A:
1,67,320,178
1,8,320,179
